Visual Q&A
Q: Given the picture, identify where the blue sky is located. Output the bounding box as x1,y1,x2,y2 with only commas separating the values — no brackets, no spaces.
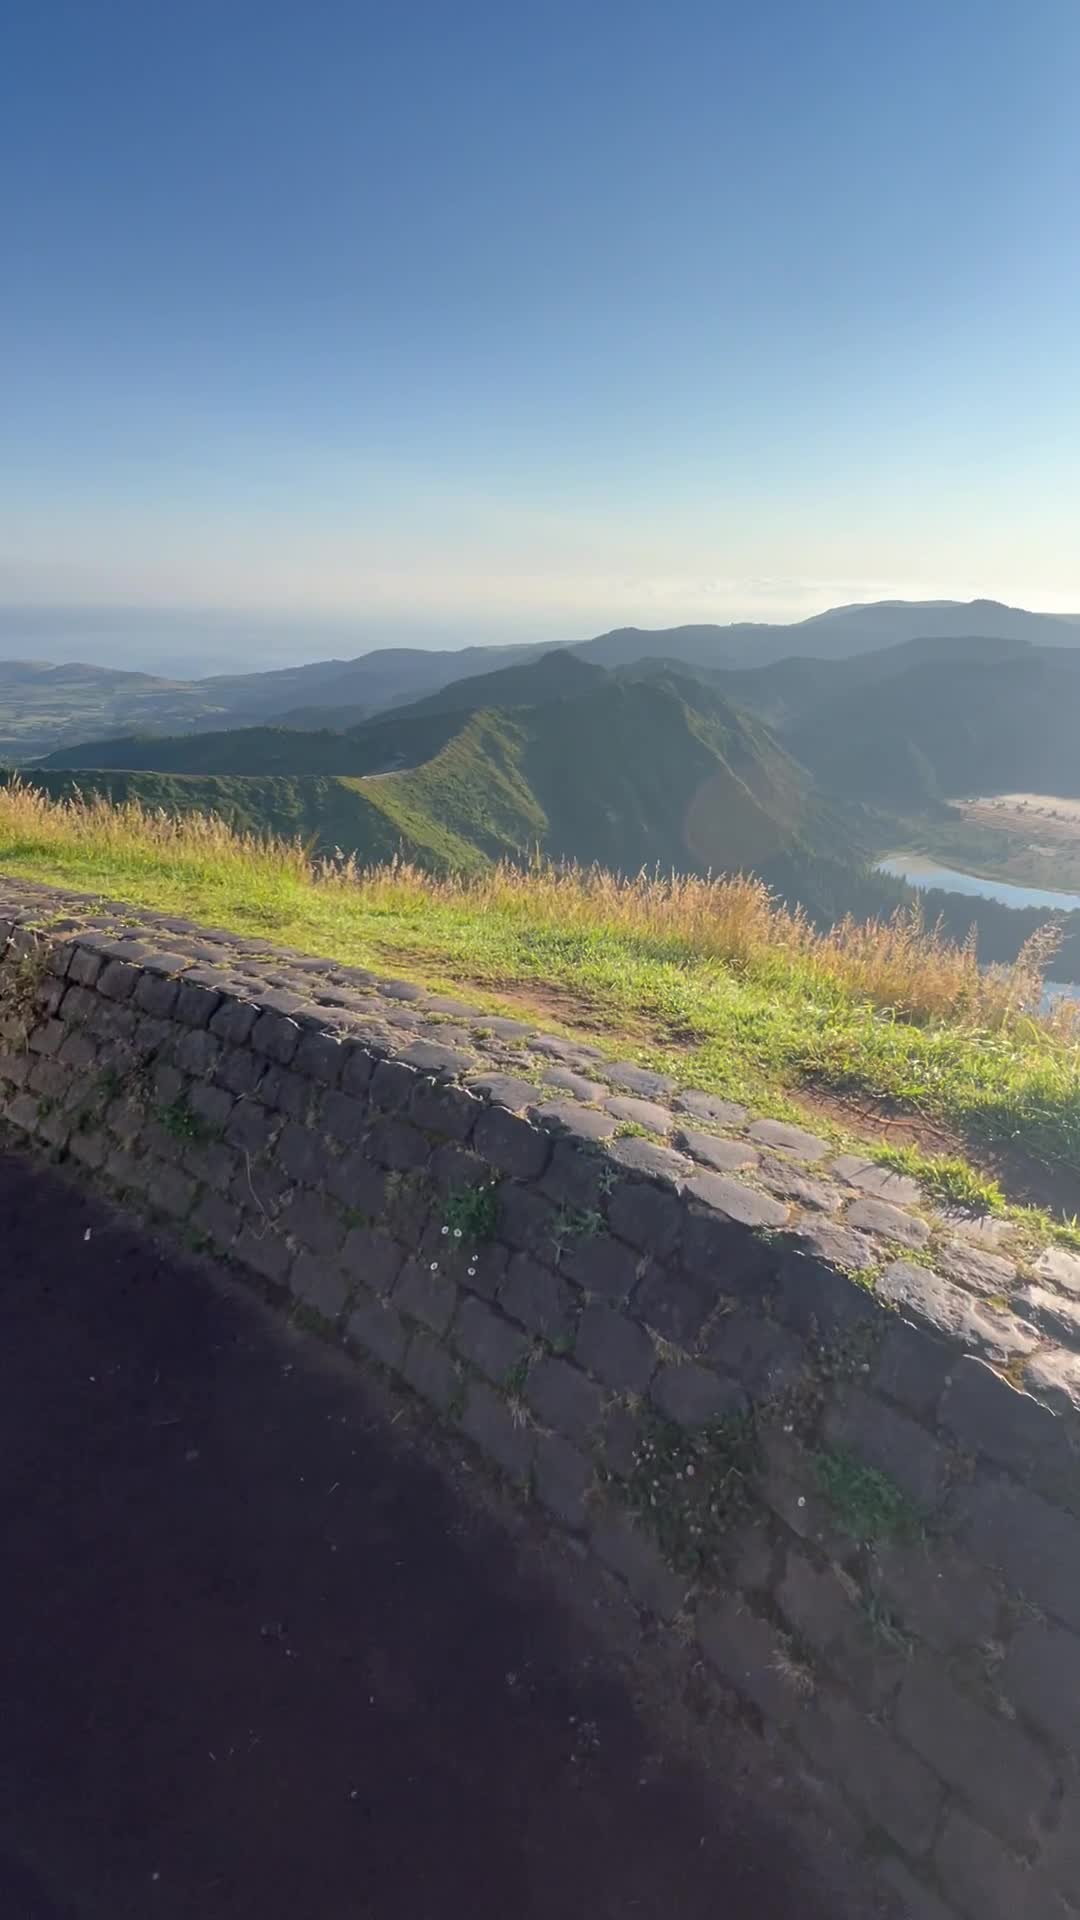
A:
2,0,1078,662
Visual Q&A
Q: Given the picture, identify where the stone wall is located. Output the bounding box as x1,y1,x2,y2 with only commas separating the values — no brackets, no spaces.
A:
2,877,1080,1920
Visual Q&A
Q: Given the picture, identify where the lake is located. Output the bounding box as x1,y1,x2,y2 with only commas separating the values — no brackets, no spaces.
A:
876,854,1080,1005
876,854,1080,915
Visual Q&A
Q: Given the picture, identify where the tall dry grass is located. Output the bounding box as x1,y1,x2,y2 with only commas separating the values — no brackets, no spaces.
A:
1,779,1075,1039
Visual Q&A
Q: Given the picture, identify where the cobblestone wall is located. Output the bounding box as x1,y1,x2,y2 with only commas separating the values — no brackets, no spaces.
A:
3,878,1080,1920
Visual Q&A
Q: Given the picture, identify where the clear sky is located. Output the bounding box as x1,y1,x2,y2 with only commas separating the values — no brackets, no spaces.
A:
2,0,1078,661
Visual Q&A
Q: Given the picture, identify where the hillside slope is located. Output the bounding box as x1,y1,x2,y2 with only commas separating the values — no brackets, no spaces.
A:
789,649,1080,806
19,672,844,878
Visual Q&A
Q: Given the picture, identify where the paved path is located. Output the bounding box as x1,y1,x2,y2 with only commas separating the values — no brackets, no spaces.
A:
0,1150,854,1920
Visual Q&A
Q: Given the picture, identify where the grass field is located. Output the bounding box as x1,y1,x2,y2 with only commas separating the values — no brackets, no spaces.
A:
1,783,1078,1225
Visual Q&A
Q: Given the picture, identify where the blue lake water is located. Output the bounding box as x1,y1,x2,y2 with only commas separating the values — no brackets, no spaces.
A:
876,854,1080,915
875,854,1080,1004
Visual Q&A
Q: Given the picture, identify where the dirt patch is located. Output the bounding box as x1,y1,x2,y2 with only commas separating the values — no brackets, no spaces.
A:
795,1082,1075,1220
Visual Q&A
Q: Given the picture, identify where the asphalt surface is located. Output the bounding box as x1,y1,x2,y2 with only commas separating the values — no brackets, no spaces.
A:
0,1148,851,1920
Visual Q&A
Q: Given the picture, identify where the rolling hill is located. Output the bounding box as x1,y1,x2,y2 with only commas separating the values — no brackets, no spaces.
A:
19,667,847,879
4,597,1078,761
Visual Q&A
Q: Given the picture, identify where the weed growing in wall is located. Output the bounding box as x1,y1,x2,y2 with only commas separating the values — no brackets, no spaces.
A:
627,1411,759,1574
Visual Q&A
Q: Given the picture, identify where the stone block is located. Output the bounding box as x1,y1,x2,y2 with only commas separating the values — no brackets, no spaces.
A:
534,1100,617,1145
346,1289,408,1371
1024,1349,1080,1418
321,1090,369,1144
606,1136,689,1184
500,1254,576,1341
283,1191,345,1256
774,1248,884,1343
896,1657,1054,1848
537,1137,607,1211
533,1432,592,1528
398,1039,474,1078
67,945,104,987
226,1100,279,1156
1035,1246,1080,1295
254,1065,311,1120
69,1127,108,1171
685,1171,788,1228
452,1297,529,1383
955,1476,1080,1629
576,1304,655,1392
340,1227,402,1295
847,1197,931,1248
461,1380,534,1479
873,1319,953,1423
234,1224,292,1285
209,998,259,1046
830,1155,923,1205
174,978,221,1027
704,1311,806,1400
1002,1618,1080,1751
251,1010,300,1065
290,1251,348,1322
877,1857,956,1920
27,1018,64,1057
473,1105,551,1178
936,1810,1064,1920
590,1510,687,1618
173,1029,221,1077
639,1260,727,1351
496,1186,559,1257
1041,1777,1080,1906
293,1029,343,1085
676,1130,759,1173
525,1356,604,1444
369,1058,418,1111
681,1204,776,1292
698,1596,806,1726
394,1258,458,1335
600,1404,643,1479
672,1090,748,1126
274,1123,324,1190
131,967,179,1013
97,959,138,1002
868,1539,998,1655
466,1070,540,1109
607,1179,682,1259
325,1150,386,1220
877,1262,1037,1365
146,1163,197,1220
192,1189,242,1250
216,1045,263,1097
746,1119,828,1161
824,1387,949,1511
367,1118,430,1172
797,1688,943,1856
340,1045,376,1097
409,1078,478,1141
604,1062,674,1099
777,1549,904,1707
650,1363,746,1428
187,1082,234,1132
562,1232,639,1302
57,1030,99,1073
402,1333,458,1411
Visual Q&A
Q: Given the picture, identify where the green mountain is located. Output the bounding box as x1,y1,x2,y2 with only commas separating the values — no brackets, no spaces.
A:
786,648,1080,806
5,597,1079,761
19,668,846,878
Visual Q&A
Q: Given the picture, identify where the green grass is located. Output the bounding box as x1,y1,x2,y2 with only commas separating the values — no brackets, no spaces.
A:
2,784,1079,1225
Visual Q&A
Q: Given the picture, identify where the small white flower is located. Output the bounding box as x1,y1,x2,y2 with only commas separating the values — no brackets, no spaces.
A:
429,1261,439,1273
441,1225,450,1236
453,1228,462,1239
685,1463,695,1477
797,1495,806,1508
